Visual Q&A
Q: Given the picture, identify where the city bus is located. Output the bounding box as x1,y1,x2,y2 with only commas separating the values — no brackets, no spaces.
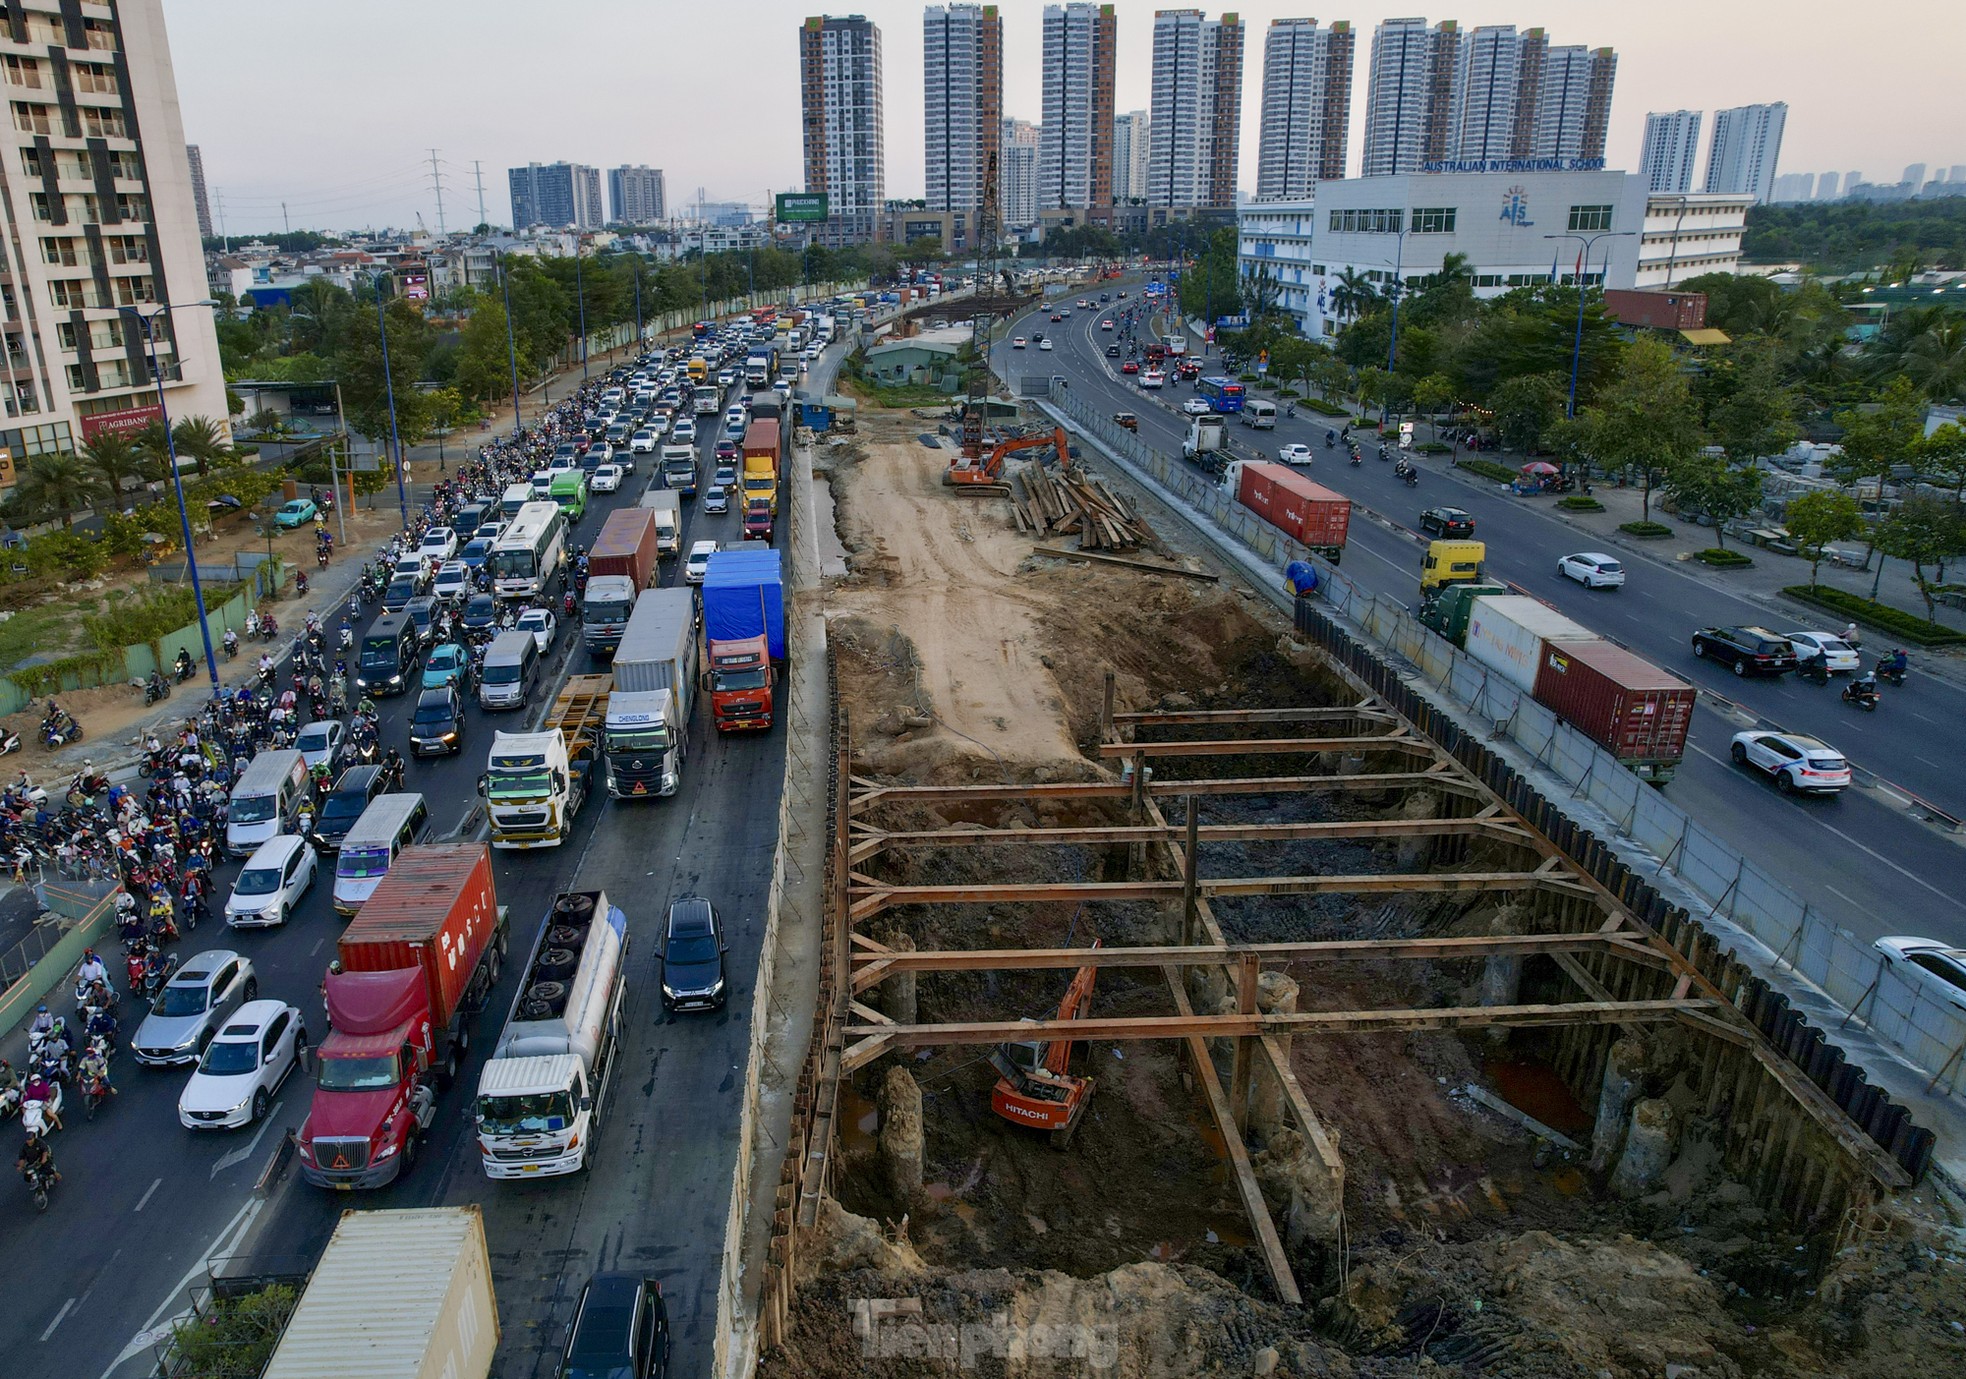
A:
488,500,569,601
1195,376,1246,414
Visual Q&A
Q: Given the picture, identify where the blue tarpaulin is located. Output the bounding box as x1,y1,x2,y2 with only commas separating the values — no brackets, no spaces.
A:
701,549,786,660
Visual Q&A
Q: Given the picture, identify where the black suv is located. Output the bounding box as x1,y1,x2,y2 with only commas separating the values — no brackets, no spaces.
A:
1692,625,1799,677
408,684,465,757
557,1272,668,1379
659,897,728,1013
1419,506,1475,537
312,764,386,853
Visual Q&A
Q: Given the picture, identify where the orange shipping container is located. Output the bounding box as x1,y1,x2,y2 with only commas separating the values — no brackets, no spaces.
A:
1235,462,1351,556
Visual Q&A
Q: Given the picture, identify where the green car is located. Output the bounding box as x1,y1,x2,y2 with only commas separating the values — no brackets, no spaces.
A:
274,498,319,529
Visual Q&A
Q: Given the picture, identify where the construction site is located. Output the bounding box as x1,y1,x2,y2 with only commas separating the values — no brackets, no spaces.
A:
757,395,1966,1379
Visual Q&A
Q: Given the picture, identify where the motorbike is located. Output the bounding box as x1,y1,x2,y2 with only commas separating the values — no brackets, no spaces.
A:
0,729,20,756
173,653,194,684
42,717,82,749
1798,658,1830,686
138,675,170,707
1400,468,1419,488
1877,658,1907,687
1325,431,1336,448
1841,681,1880,712
222,634,238,661
21,1160,55,1212
295,571,310,597
317,547,331,568
137,952,177,1001
81,1068,111,1121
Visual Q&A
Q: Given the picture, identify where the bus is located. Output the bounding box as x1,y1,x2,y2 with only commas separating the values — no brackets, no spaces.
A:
548,469,588,522
1164,334,1188,356
489,501,569,601
1195,376,1246,413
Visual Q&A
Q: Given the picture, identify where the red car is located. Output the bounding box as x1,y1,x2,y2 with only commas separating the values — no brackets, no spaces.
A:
1120,360,1140,375
714,439,738,463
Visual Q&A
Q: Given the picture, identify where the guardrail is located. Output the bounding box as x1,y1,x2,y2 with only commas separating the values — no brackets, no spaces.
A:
1046,382,1953,1166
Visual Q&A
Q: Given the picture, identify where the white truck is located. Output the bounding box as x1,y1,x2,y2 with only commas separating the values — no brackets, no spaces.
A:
480,676,605,848
1182,414,1226,462
474,890,628,1179
603,588,696,800
640,488,682,558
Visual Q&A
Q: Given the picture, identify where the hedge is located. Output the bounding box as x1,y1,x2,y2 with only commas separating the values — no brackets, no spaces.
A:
1557,495,1605,511
1694,548,1753,568
1781,585,1966,647
1619,521,1673,538
1457,458,1517,484
1301,397,1348,417
1416,441,1452,454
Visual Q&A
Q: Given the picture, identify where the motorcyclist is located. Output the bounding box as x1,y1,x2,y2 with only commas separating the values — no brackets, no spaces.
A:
29,1003,53,1040
16,1132,56,1188
1800,646,1830,682
222,627,239,658
76,949,110,996
85,1002,119,1051
77,1044,113,1103
1883,648,1908,679
0,1058,19,1116
1846,669,1880,704
22,1070,61,1132
382,747,405,792
174,648,193,681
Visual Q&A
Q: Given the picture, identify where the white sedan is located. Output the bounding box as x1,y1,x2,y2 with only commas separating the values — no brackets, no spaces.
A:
590,463,624,493
1182,396,1212,416
1139,369,1166,389
178,1000,307,1130
685,539,718,584
295,719,344,774
1277,443,1314,466
417,526,458,563
1556,552,1625,589
1012,336,1028,349
1872,937,1966,1016
670,417,697,443
431,560,471,602
1788,630,1860,673
1729,730,1852,795
516,606,557,655
1039,338,1054,351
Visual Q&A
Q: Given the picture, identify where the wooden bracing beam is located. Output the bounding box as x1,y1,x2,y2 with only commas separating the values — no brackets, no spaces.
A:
1111,706,1399,726
848,770,1481,813
1094,735,1432,759
847,815,1534,866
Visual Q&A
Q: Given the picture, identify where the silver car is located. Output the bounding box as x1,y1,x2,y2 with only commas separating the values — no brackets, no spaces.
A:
133,950,259,1066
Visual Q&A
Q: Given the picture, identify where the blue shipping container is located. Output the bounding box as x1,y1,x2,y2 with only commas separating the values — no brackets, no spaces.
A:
702,550,786,660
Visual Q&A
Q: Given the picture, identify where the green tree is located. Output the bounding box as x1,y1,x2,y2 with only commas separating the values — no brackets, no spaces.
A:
1830,376,1925,570
80,432,150,507
1177,226,1244,323
1702,341,1801,464
452,295,525,405
1875,494,1966,622
170,415,235,476
1353,365,1391,424
12,453,107,527
336,298,433,450
1917,422,1966,504
1664,453,1763,549
1574,337,1704,522
1328,268,1377,322
1490,372,1568,454
1782,489,1864,586
1412,374,1456,426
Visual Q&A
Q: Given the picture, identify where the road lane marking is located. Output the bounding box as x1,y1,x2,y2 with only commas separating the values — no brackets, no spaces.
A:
309,938,324,956
104,1180,265,1378
39,1299,75,1342
211,1105,279,1179
1912,712,1939,724
1915,756,1942,769
1826,884,1860,907
133,1177,162,1212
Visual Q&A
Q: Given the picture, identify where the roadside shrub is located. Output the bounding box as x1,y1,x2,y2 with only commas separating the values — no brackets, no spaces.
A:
1457,458,1517,484
1694,547,1753,568
1619,520,1673,538
1557,495,1605,511
1416,441,1452,454
1301,397,1347,417
1781,585,1966,646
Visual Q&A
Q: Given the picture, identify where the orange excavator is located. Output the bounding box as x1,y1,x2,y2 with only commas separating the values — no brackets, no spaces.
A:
989,938,1099,1147
944,424,1071,489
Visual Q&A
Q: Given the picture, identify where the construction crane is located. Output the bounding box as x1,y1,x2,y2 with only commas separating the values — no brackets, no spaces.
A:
989,938,1100,1148
944,425,1070,489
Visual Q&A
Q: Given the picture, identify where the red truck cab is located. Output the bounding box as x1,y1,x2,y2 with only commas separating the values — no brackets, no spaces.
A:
742,499,774,543
297,844,507,1189
708,634,775,731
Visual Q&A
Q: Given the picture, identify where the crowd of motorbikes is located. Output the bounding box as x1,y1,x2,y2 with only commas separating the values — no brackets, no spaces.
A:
3,375,625,1210
1811,644,1911,712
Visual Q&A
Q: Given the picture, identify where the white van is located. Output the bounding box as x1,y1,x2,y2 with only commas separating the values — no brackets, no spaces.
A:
226,749,310,858
501,483,533,519
1243,400,1277,430
332,793,430,916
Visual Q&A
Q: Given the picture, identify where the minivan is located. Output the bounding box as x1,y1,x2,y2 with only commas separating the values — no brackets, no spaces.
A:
1242,399,1277,430
332,793,430,916
479,628,541,710
501,483,533,520
311,764,387,855
356,612,418,696
226,749,310,858
451,502,489,540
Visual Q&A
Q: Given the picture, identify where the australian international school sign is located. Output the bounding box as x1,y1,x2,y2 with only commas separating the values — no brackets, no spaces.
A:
776,193,829,223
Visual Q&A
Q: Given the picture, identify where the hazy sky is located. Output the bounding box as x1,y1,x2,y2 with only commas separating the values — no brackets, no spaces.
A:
162,0,1964,233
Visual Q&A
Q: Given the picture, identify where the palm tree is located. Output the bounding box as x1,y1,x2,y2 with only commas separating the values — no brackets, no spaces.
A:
80,432,150,506
170,415,235,475
1896,317,1966,404
1329,268,1377,323
12,453,107,527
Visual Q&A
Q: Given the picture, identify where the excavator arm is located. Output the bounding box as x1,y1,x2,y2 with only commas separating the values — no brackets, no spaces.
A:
945,426,1072,487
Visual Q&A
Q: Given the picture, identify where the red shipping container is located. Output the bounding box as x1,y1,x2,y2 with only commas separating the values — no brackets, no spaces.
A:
1602,288,1707,331
1533,638,1695,779
1235,462,1352,554
338,843,500,1031
586,506,659,587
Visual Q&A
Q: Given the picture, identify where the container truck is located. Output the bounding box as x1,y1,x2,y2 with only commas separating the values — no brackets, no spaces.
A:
741,417,783,516
1535,638,1695,783
1182,414,1226,471
1229,462,1351,562
702,549,787,661
260,1208,498,1379
640,489,682,558
475,890,629,1178
1420,539,1487,596
708,633,775,731
297,845,509,1189
581,506,659,655
604,588,695,798
1416,578,1513,643
1464,595,1598,695
661,443,698,496
480,675,606,848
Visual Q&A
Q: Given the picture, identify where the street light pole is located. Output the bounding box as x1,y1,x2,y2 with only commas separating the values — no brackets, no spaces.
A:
1384,224,1413,374
500,252,523,438
120,298,223,698
574,243,588,380
1543,230,1636,418
375,283,410,529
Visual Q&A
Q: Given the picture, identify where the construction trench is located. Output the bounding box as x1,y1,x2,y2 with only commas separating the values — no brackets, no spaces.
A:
756,405,1966,1379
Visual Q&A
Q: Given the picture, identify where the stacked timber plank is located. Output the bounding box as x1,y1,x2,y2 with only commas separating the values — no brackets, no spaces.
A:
1009,465,1155,551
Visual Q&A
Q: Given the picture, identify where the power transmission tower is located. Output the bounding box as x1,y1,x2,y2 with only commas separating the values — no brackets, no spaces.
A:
427,149,448,236
471,161,488,231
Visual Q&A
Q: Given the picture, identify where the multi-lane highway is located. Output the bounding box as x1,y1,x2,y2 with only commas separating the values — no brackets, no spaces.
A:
997,291,1966,957
0,342,839,1379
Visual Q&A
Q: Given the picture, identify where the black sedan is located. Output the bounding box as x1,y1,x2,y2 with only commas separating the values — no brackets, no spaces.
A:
1691,625,1800,677
1419,506,1475,537
460,591,499,639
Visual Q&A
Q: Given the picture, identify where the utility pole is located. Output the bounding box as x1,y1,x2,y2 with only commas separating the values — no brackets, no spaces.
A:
471,160,489,231
427,149,448,236
216,192,229,253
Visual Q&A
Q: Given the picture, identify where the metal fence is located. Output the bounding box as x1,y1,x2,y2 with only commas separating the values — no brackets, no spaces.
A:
1048,382,1966,1106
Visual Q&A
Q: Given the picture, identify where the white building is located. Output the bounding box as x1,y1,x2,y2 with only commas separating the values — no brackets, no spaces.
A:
1145,10,1244,210
1112,109,1148,202
1634,191,1752,288
0,0,227,484
1639,110,1702,194
1001,118,1039,228
1704,102,1786,204
1037,2,1116,210
1255,18,1354,200
923,4,1000,215
1236,169,1648,339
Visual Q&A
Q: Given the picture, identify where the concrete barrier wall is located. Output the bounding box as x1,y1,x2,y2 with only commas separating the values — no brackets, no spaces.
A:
1048,384,1966,1107
0,889,118,1038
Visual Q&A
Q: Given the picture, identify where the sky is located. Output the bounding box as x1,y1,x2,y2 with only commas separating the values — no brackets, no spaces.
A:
161,0,1966,234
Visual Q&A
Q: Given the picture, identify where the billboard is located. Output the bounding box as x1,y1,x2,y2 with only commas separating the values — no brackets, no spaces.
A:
776,193,829,223
401,271,429,301
79,402,164,440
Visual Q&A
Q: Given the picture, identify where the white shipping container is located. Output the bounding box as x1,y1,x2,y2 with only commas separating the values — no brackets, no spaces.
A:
262,1207,499,1379
1463,595,1596,694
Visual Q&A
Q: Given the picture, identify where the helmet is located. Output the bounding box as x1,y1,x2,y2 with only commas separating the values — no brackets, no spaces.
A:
328,959,344,975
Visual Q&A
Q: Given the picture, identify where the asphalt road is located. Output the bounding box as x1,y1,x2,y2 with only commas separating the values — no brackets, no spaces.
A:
0,344,832,1379
998,293,1966,952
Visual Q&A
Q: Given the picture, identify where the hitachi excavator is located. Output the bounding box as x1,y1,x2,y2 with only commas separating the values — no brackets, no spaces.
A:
989,938,1099,1147
944,425,1072,489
